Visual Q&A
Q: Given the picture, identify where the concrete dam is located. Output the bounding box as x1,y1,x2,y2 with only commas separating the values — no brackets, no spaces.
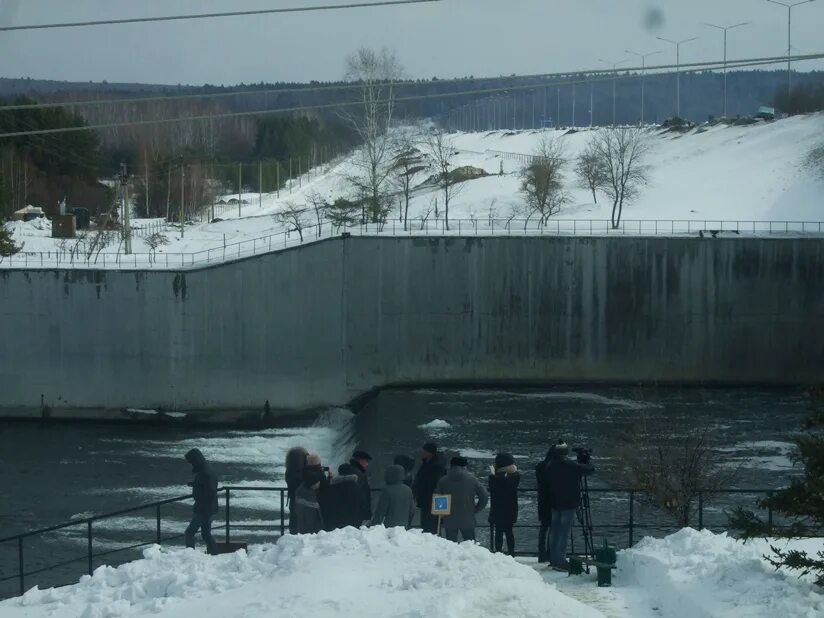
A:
1,236,823,413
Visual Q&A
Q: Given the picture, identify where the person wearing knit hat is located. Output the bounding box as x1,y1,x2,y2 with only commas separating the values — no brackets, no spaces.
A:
435,455,488,542
545,439,594,569
413,442,447,534
488,453,520,556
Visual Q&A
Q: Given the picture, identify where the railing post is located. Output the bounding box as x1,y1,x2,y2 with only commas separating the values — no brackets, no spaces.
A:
225,488,231,543
156,503,162,544
87,521,93,575
628,491,635,547
698,493,704,530
18,537,24,596
280,489,286,538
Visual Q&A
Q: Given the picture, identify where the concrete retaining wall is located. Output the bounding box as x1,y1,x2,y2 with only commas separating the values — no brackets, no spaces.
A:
1,236,822,412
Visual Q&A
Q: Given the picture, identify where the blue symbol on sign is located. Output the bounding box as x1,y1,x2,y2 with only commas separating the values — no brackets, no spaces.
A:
434,496,448,511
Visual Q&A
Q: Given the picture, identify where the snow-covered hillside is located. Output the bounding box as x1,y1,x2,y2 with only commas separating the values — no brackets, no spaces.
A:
1,527,821,617
4,113,824,267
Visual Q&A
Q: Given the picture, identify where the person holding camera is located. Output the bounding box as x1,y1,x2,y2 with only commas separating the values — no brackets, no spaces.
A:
544,440,594,569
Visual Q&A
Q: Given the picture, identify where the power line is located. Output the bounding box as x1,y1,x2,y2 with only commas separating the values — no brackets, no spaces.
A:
2,52,823,139
0,52,815,113
0,0,442,32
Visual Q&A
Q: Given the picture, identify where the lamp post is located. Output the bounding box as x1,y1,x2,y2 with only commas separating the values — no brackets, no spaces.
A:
625,50,662,125
656,36,699,118
766,0,816,98
598,58,629,126
702,21,750,118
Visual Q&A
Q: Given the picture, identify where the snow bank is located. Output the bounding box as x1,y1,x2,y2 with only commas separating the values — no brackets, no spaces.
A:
620,528,824,618
1,527,603,618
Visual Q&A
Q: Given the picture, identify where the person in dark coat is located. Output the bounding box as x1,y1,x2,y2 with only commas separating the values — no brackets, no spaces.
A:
349,450,373,521
412,442,447,534
285,447,308,534
371,465,416,528
435,456,488,542
318,463,364,530
291,453,326,534
184,448,218,555
488,453,520,556
545,440,594,568
393,454,416,487
535,446,555,563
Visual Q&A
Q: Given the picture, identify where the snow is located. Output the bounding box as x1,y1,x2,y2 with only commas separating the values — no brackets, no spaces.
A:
620,528,824,617
2,526,822,617
4,114,824,270
0,527,603,618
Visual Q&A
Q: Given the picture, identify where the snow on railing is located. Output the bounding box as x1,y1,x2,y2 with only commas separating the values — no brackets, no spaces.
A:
2,218,823,271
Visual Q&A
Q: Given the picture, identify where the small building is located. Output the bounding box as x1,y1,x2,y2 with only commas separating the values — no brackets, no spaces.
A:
12,205,46,221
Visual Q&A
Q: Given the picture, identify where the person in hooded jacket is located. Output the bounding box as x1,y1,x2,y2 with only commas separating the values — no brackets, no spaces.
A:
291,453,325,534
318,463,364,530
371,465,416,528
435,456,488,542
184,448,218,555
535,446,555,563
349,450,373,522
285,446,308,535
393,454,416,488
545,440,594,568
412,442,447,534
488,453,520,555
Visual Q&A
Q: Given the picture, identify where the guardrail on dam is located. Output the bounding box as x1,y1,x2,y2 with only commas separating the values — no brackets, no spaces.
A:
1,235,822,413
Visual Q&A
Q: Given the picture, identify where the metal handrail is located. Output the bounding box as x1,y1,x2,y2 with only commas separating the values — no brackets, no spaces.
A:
0,485,779,598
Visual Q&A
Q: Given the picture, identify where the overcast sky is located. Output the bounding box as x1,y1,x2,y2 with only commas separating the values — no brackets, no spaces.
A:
1,0,822,85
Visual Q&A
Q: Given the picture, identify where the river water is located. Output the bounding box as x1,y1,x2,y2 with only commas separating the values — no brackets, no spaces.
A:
0,386,807,597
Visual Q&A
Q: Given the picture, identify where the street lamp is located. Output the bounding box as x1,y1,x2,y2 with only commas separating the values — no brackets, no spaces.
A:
656,36,699,118
598,58,629,126
702,21,751,118
625,50,662,125
766,0,816,98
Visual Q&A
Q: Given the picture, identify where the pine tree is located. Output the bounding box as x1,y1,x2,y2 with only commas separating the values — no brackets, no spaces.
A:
729,387,824,586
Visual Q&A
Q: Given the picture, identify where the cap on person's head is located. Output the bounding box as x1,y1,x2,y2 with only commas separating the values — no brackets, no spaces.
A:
306,453,322,467
352,450,372,461
494,453,515,469
553,440,570,456
450,456,468,467
422,442,438,455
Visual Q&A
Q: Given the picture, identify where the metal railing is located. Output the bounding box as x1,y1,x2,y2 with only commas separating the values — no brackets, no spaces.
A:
3,218,822,272
0,485,776,599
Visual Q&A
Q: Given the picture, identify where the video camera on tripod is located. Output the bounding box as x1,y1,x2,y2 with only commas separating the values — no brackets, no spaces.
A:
573,447,592,465
572,446,595,562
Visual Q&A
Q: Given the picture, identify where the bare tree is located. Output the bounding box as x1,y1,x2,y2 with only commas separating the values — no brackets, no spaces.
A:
323,198,360,229
276,202,308,242
422,127,463,230
305,192,328,237
610,415,735,527
805,142,824,181
575,143,609,204
146,232,169,264
590,127,649,228
392,130,426,230
341,47,403,224
520,135,569,225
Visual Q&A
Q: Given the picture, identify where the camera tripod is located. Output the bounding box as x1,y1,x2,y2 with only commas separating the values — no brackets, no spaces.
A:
576,475,596,563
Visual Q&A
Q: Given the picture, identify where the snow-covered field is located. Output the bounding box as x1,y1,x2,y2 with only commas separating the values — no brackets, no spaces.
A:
3,113,824,270
1,527,821,617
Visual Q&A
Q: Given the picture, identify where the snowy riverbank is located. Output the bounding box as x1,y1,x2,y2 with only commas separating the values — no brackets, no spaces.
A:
2,527,821,618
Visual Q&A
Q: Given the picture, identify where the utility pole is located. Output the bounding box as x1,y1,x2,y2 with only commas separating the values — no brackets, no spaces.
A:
701,22,750,118
276,161,280,199
557,88,561,128
766,0,815,99
572,83,576,127
259,160,263,209
625,50,662,124
120,163,131,255
238,163,242,218
180,164,185,238
599,58,629,126
657,36,699,118
590,80,594,127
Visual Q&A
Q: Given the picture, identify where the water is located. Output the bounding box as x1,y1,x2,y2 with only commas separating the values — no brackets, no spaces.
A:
0,387,808,597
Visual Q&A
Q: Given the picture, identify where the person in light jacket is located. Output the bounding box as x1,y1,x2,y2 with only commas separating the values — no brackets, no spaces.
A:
435,456,488,542
371,465,416,528
291,454,325,534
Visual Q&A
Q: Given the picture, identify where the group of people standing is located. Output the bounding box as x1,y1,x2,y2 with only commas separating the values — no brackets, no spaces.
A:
181,439,593,568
